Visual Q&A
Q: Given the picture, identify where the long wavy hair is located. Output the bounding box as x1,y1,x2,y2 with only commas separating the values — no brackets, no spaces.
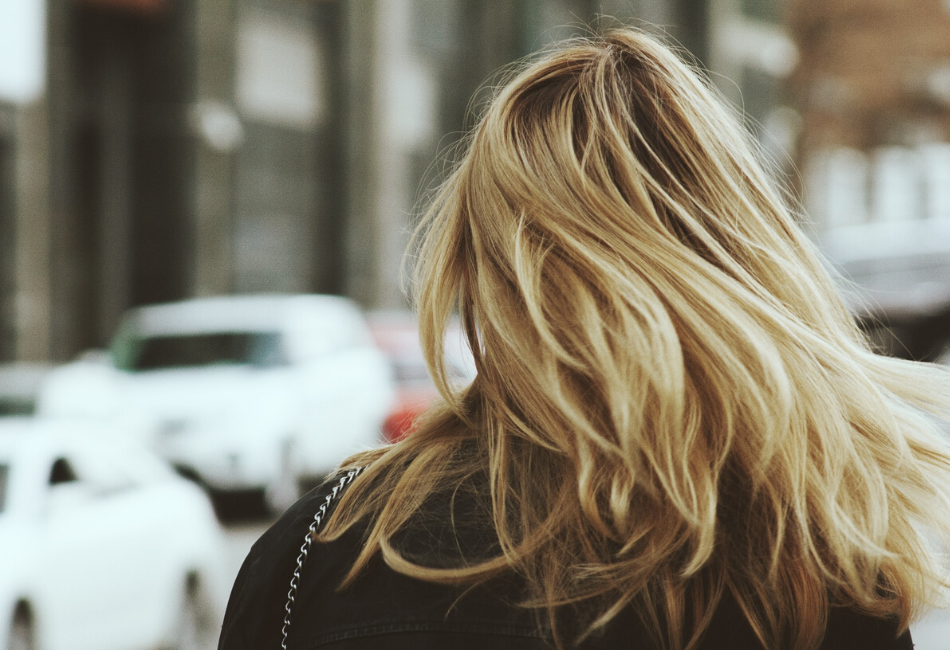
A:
323,29,950,650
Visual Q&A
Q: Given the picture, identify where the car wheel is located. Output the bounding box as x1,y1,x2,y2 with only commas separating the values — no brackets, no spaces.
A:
264,438,301,515
172,576,214,650
7,607,35,650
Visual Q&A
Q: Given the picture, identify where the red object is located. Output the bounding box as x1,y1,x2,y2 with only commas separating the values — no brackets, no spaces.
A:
368,313,438,443
383,396,430,442
368,311,474,443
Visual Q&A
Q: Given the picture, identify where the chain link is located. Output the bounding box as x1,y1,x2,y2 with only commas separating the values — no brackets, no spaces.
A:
280,466,364,650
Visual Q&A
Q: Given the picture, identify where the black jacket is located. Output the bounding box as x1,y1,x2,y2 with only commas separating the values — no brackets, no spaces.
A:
218,478,914,650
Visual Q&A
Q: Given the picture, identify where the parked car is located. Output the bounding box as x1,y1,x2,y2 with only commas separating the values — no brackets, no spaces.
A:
0,363,52,416
368,311,475,442
0,418,226,650
37,294,395,512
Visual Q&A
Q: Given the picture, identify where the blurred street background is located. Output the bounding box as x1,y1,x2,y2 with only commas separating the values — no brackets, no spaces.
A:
3,0,950,648
1,0,950,364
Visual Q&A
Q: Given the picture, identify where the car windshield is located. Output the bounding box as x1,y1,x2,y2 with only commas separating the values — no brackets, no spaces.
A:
123,332,286,371
0,464,7,513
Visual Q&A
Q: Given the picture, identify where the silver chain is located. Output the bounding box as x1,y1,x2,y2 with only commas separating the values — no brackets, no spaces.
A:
280,466,364,650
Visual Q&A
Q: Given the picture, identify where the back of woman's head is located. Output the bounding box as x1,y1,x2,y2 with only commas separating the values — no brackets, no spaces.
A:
333,29,950,650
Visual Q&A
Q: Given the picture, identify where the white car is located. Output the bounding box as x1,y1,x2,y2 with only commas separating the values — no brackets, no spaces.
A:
37,294,395,511
0,418,226,650
0,364,51,416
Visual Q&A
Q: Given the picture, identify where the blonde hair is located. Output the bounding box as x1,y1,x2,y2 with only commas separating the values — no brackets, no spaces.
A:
324,29,950,650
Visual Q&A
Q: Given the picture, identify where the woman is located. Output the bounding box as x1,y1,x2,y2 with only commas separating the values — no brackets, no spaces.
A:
219,29,950,650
